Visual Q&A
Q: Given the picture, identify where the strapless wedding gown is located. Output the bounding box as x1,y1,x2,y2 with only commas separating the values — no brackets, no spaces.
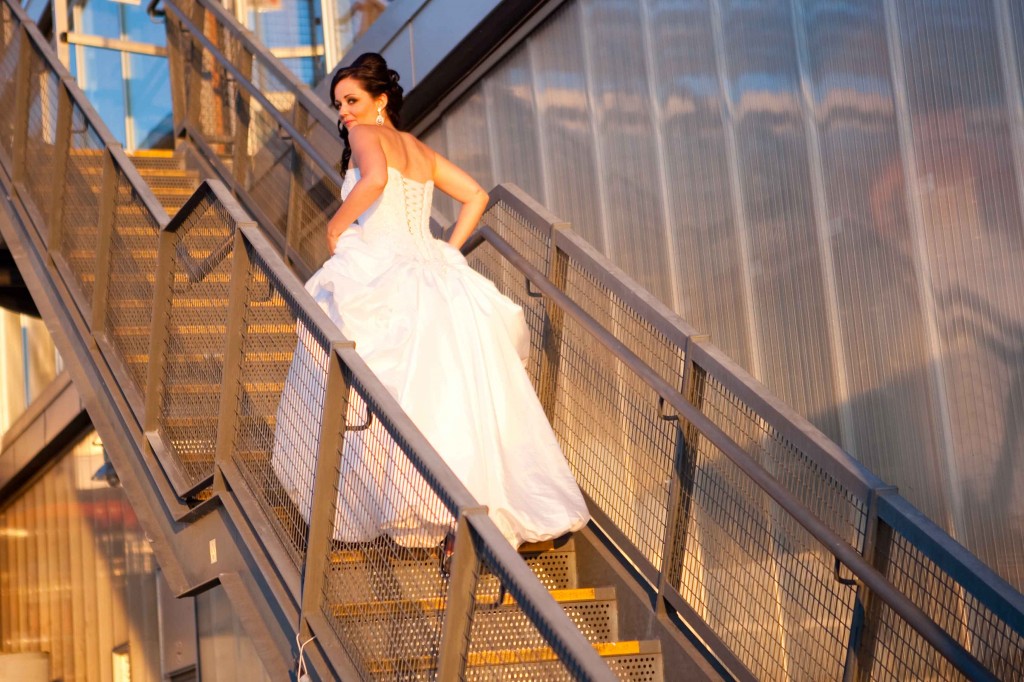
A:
272,166,589,548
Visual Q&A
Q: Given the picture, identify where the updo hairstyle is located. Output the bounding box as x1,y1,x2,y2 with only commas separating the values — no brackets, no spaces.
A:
330,52,404,177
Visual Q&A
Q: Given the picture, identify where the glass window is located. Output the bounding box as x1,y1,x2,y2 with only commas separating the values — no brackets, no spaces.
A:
128,52,174,149
66,1,172,150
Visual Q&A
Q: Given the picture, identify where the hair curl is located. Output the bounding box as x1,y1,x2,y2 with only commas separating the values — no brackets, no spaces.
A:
329,53,404,177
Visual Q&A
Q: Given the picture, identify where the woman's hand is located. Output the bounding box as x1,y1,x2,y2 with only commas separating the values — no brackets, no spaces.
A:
327,224,346,253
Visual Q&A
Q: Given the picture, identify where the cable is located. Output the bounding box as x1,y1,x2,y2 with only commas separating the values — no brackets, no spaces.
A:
296,632,317,682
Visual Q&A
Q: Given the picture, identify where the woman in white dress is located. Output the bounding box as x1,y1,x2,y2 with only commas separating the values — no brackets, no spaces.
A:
272,53,588,551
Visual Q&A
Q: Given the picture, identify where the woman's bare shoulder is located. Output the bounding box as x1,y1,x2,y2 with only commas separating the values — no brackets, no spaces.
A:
393,131,436,181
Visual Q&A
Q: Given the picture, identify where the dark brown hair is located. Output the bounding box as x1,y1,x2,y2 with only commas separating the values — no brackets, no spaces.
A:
330,53,404,177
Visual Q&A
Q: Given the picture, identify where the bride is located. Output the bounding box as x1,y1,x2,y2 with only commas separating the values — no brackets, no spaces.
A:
272,53,589,550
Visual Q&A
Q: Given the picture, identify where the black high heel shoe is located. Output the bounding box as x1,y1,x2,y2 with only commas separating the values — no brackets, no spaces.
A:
438,531,455,579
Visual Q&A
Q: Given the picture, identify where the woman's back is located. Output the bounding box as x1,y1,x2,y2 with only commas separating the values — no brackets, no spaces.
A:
365,127,435,184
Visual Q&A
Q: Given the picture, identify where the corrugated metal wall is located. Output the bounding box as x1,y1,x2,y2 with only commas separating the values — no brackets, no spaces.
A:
424,0,1024,590
0,431,162,681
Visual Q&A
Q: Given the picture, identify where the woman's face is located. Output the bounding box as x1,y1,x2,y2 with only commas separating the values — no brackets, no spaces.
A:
333,77,385,129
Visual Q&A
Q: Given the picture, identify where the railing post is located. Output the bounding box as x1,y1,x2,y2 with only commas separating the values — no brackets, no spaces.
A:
11,25,32,187
47,81,73,256
537,227,570,422
284,109,307,265
437,509,487,679
843,487,897,682
298,343,353,645
185,1,206,140
89,148,121,339
211,225,251,473
230,46,254,188
165,9,188,137
656,334,709,611
143,206,189,438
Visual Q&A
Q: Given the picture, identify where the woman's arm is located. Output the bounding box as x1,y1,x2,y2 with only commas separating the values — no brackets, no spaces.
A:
432,153,489,249
326,126,389,252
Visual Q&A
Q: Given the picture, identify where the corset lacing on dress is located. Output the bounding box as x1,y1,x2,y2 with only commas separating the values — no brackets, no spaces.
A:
343,167,448,268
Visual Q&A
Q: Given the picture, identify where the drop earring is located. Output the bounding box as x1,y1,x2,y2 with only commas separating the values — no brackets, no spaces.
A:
375,105,385,126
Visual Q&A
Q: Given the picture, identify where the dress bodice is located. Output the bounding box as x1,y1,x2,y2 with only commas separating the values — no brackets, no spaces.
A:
342,167,435,248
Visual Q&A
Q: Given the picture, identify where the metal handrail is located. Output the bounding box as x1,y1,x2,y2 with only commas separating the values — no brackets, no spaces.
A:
473,222,999,682
163,0,344,192
164,0,339,133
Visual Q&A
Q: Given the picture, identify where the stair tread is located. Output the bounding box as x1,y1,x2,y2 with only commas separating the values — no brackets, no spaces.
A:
365,639,661,674
329,586,616,618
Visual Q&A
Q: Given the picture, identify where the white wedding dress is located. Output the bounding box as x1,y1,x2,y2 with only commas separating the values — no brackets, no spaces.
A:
272,166,589,548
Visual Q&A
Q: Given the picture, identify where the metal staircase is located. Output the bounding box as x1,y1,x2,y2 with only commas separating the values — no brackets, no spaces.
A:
0,3,678,679
1,0,1022,680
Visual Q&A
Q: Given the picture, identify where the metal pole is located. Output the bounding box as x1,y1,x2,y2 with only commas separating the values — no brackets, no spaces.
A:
284,108,306,264
656,334,708,611
231,46,254,188
436,510,486,680
212,225,252,469
47,81,73,256
839,485,896,682
536,228,569,422
166,13,188,138
299,342,355,639
89,148,121,339
11,25,32,187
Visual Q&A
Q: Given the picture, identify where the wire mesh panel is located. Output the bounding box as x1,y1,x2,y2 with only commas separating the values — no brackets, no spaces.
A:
289,143,339,269
168,0,342,275
22,42,59,235
0,6,19,163
464,239,546,391
154,191,236,490
229,248,328,568
550,279,676,573
481,198,554,288
193,21,237,153
461,560,579,682
675,429,856,681
695,366,868,551
473,199,554,382
103,166,164,396
875,527,1024,680
862,598,967,682
556,240,688,390
58,109,106,317
318,373,457,681
247,45,297,121
242,101,295,239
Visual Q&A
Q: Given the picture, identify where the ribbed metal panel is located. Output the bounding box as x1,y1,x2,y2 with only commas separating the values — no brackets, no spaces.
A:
423,0,1024,590
0,432,160,681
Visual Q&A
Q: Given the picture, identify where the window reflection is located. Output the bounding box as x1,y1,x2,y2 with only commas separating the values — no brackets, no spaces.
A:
0,311,58,433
